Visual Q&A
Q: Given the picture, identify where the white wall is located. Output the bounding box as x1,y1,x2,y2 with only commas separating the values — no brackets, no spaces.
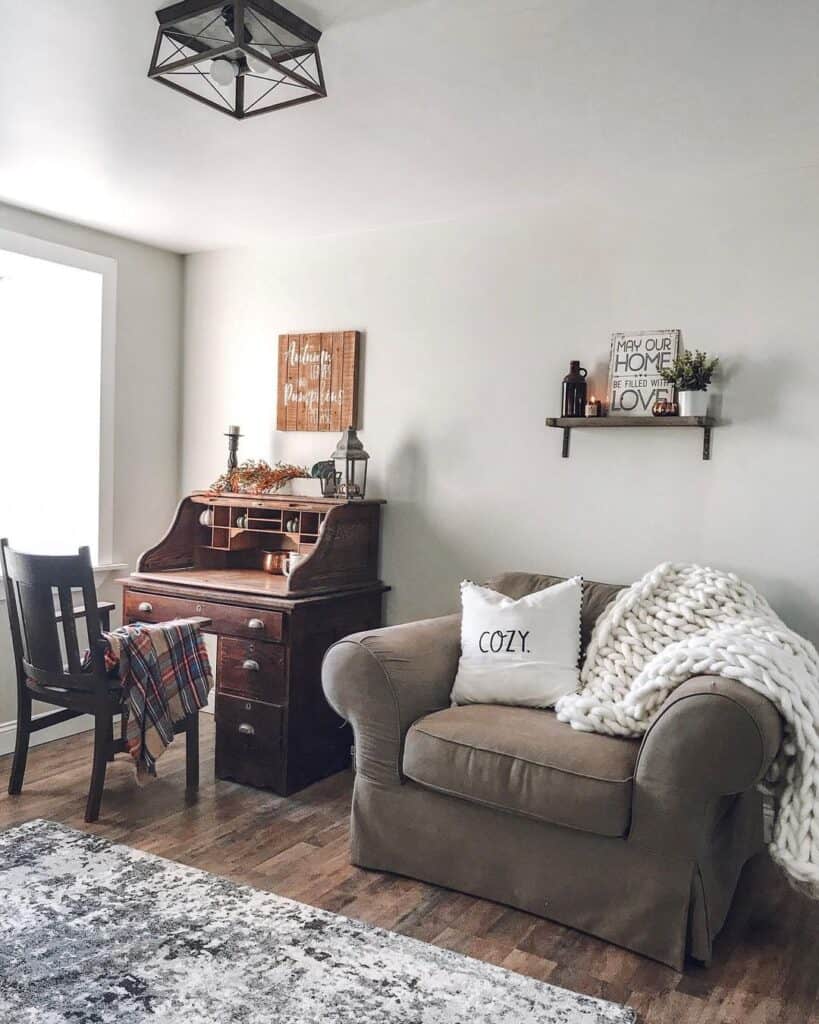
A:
181,165,819,646
0,202,184,735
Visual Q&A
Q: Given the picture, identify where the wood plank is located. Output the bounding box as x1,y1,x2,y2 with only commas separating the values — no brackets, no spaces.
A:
284,334,299,431
276,335,289,431
330,332,344,432
295,335,310,430
341,330,359,429
304,333,322,432
318,333,334,431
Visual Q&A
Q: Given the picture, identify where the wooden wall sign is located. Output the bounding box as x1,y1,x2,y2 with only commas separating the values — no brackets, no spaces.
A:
276,331,360,432
606,329,681,416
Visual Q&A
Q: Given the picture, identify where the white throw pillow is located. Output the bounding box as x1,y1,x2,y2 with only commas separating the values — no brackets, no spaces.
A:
451,577,582,709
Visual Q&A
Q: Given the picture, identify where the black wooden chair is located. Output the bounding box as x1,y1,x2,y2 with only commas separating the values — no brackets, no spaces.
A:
1,539,202,822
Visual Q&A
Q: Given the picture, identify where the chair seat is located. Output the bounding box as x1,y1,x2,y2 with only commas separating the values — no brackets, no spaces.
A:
25,677,123,706
403,704,640,838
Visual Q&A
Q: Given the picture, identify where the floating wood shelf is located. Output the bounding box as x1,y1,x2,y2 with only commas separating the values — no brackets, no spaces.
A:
545,415,716,460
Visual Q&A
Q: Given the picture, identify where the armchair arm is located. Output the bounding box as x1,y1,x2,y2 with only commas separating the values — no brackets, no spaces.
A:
629,675,783,852
322,614,461,786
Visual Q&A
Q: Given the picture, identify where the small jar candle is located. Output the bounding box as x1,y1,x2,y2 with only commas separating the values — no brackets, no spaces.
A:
584,397,602,417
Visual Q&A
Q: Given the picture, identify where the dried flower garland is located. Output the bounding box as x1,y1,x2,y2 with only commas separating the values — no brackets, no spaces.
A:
209,459,310,495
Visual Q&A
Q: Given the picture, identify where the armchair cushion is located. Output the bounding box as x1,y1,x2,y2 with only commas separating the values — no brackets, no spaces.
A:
403,704,640,837
452,577,582,708
486,573,624,657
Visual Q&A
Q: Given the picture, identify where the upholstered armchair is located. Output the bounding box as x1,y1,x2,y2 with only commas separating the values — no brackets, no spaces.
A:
323,572,783,970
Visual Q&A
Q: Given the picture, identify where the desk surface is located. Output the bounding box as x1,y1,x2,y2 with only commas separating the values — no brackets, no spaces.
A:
124,568,389,604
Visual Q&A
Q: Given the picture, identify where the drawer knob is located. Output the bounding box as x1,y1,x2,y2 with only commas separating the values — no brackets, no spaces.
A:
247,618,265,631
238,722,255,736
242,659,260,672
138,602,153,614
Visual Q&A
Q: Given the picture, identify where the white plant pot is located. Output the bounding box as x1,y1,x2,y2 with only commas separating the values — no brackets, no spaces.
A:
281,478,324,498
678,390,709,417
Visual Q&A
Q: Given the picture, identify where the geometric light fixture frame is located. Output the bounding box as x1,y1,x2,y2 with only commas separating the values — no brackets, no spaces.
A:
149,0,326,120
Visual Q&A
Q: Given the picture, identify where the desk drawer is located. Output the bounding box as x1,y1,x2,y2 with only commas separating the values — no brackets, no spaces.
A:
218,637,287,705
124,590,284,642
215,695,283,791
216,604,284,642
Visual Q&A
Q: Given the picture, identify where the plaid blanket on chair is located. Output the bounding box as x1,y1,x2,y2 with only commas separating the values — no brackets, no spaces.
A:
101,619,213,777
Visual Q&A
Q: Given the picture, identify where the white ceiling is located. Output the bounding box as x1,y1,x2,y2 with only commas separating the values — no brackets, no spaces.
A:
1,0,817,253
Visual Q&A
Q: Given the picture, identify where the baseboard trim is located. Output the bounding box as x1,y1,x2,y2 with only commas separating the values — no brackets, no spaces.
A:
0,712,94,758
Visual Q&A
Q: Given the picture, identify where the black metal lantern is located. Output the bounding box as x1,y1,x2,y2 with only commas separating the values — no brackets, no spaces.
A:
148,1,326,120
331,427,369,500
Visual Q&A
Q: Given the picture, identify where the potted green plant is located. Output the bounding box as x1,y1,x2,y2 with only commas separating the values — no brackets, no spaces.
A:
659,349,719,417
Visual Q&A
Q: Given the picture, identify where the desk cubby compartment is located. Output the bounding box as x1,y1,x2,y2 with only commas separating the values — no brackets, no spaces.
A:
213,505,232,528
211,527,231,550
245,506,283,533
299,511,320,539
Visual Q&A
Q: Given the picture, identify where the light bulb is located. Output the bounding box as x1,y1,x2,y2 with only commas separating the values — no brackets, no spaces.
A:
210,57,238,86
245,46,272,74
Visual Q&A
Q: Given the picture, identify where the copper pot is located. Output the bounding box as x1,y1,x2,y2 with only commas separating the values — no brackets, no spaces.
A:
260,551,287,574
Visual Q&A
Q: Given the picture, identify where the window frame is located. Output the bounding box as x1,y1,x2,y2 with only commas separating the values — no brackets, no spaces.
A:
0,227,118,570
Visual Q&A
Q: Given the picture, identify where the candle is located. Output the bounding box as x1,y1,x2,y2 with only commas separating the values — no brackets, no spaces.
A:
226,425,241,436
584,397,601,418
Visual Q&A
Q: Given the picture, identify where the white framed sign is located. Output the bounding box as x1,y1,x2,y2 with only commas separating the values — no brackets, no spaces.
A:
606,329,680,416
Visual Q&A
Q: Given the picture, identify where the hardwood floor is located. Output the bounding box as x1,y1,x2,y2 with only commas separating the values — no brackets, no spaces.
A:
1,717,817,1023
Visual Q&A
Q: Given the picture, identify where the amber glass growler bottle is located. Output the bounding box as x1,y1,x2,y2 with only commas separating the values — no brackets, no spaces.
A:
561,360,588,417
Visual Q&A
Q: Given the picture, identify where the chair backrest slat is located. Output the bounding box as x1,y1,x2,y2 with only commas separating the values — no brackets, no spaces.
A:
58,586,82,673
16,579,63,672
81,576,104,657
1,539,107,694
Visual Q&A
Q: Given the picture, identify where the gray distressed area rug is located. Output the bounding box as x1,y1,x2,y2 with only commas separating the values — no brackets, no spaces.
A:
0,820,636,1023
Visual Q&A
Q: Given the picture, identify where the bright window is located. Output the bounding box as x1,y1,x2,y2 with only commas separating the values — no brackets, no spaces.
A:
0,230,116,564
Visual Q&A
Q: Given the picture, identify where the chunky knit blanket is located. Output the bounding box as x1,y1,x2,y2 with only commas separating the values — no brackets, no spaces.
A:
555,562,819,897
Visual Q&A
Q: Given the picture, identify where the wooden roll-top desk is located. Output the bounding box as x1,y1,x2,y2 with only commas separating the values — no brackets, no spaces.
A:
119,492,387,795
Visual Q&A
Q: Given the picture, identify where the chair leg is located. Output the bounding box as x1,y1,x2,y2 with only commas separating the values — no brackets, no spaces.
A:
106,715,116,762
85,712,110,823
8,694,32,796
186,713,199,791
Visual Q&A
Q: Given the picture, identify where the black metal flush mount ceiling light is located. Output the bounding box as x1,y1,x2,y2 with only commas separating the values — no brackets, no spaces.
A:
148,0,325,119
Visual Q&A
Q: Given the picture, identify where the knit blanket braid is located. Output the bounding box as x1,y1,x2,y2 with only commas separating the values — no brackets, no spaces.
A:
555,562,819,897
